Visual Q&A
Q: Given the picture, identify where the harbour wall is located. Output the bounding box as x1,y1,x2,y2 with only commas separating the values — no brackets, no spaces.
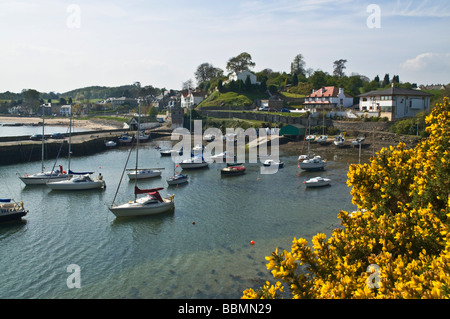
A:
0,129,172,166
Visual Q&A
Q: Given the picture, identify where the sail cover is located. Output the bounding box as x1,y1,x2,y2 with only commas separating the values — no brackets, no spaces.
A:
0,199,11,203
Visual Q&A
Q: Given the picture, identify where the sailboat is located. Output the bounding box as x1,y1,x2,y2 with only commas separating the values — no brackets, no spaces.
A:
298,116,327,171
167,162,188,186
19,108,70,185
109,101,175,218
46,111,105,190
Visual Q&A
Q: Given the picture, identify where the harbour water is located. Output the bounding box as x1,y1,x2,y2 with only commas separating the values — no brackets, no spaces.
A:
0,122,87,137
0,130,362,299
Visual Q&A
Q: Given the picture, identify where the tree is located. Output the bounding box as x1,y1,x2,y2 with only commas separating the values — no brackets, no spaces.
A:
182,79,194,90
333,59,347,78
243,97,450,299
195,63,223,84
382,74,390,87
291,54,306,76
308,70,328,89
292,73,299,86
226,52,255,74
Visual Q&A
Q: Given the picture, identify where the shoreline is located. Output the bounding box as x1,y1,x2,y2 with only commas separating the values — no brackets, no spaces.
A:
0,116,123,131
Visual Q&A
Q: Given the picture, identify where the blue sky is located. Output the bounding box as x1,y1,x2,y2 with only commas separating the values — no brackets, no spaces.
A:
0,0,449,93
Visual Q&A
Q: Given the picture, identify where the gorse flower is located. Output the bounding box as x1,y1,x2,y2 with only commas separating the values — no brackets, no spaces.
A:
243,97,450,299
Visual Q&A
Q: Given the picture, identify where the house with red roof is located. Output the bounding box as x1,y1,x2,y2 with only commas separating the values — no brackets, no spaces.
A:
304,86,354,110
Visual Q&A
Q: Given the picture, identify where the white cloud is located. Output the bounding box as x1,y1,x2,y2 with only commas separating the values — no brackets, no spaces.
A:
400,52,450,84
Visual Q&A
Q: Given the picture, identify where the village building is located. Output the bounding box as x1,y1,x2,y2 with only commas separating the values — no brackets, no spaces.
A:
358,84,433,120
304,86,354,111
226,70,260,85
59,105,72,117
180,89,207,108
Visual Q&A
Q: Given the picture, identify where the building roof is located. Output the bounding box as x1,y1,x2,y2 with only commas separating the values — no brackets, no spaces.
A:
358,86,434,98
306,86,351,98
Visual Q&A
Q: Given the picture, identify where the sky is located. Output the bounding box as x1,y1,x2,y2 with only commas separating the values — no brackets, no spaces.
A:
0,0,449,93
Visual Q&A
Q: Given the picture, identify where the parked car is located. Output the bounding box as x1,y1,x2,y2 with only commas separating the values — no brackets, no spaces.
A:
281,108,291,113
51,133,64,139
30,134,44,141
258,107,269,111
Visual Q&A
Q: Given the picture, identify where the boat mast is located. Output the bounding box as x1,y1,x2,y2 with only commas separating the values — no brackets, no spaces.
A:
41,106,45,173
68,107,72,172
134,101,141,202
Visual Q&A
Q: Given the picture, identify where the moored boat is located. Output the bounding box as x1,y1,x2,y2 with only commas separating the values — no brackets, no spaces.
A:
109,187,174,217
0,199,28,222
46,173,105,190
221,165,245,176
304,176,331,188
167,174,188,185
179,155,209,169
127,169,162,180
263,159,284,168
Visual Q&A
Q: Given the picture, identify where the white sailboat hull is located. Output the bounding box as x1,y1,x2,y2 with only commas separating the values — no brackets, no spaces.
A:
47,180,105,190
305,177,331,188
109,198,174,217
127,170,162,180
20,174,70,185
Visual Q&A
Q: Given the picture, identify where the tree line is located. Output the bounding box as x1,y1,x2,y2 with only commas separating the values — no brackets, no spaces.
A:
188,52,418,98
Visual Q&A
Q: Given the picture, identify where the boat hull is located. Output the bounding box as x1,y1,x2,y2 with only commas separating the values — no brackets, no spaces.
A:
19,175,70,185
167,176,188,185
299,162,326,171
0,210,27,222
179,162,208,169
109,200,174,217
127,170,162,180
47,180,105,190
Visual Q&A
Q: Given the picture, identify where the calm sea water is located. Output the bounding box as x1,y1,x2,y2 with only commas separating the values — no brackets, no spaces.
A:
0,128,363,299
0,122,87,137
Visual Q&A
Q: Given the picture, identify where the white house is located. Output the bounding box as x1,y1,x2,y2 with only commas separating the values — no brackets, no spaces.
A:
358,84,433,120
180,89,207,108
304,86,354,110
60,105,72,117
226,70,260,85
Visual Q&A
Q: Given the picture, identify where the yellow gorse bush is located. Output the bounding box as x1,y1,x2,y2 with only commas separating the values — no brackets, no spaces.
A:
243,97,450,299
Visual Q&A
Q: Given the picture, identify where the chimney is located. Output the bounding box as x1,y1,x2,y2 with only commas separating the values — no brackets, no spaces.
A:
339,87,344,95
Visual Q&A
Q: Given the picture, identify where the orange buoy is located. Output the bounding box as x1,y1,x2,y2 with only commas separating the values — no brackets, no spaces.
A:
250,240,255,245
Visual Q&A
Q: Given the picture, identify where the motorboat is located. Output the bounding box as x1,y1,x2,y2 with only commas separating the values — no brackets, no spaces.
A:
0,199,28,223
127,169,162,180
179,155,209,169
317,135,328,144
118,134,133,145
304,176,331,188
305,135,316,142
352,136,366,147
204,134,215,142
46,173,105,190
263,159,284,168
167,174,188,185
160,148,183,157
105,140,117,148
299,155,327,171
19,166,70,185
221,165,245,176
334,134,345,147
109,187,174,217
137,131,150,143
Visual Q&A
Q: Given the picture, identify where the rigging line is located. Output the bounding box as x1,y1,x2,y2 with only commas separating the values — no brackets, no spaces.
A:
111,141,135,206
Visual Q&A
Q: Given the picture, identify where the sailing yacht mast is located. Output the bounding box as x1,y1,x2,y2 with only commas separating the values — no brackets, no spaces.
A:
134,101,141,202
41,107,45,173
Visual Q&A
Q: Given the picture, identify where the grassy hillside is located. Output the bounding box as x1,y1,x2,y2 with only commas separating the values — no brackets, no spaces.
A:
197,91,268,110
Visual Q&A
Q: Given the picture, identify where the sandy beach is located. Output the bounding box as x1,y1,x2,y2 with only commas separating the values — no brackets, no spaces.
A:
0,116,123,131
